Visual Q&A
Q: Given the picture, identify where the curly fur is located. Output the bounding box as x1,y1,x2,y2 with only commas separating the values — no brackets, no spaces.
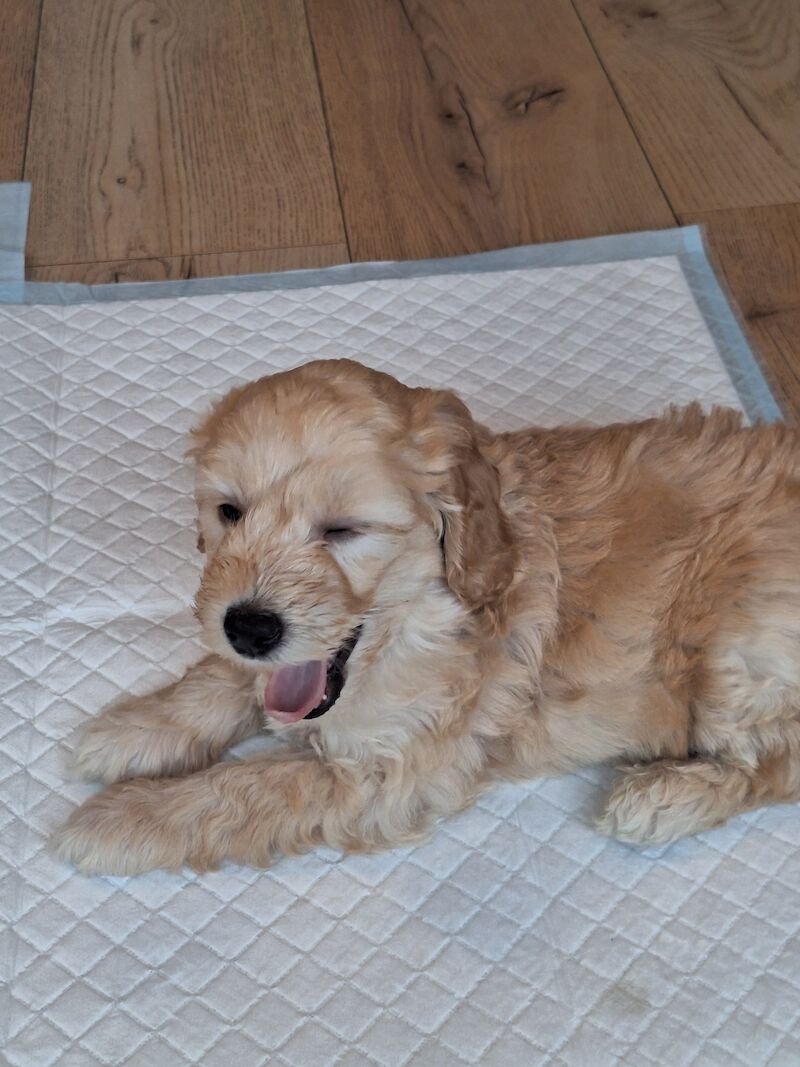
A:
52,359,800,874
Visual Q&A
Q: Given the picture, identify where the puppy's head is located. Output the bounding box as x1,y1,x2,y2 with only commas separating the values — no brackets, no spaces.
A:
190,359,516,725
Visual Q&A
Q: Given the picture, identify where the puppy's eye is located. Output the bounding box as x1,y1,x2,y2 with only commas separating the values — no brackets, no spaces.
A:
218,503,243,526
324,526,356,542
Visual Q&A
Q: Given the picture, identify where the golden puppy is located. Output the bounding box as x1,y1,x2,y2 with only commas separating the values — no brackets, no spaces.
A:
53,359,800,875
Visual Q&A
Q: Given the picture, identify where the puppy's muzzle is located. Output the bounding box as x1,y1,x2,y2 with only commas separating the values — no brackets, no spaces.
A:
223,604,284,659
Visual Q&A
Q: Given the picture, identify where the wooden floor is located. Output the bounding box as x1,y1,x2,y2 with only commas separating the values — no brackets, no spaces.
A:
2,0,799,418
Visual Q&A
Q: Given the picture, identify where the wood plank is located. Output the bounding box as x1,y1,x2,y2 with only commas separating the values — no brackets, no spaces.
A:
306,0,674,262
28,257,192,285
573,0,800,213
24,0,345,265
0,0,42,180
746,310,800,423
682,204,800,420
192,244,349,277
27,243,350,283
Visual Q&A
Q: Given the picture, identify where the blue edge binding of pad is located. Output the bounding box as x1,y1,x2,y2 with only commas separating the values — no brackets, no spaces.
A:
0,181,782,424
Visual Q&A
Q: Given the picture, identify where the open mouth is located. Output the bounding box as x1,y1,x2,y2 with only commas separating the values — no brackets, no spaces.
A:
263,627,361,725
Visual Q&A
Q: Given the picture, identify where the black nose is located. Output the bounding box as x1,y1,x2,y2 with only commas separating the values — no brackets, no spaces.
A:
223,605,284,659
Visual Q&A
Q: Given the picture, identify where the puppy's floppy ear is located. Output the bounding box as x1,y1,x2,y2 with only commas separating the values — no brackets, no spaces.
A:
409,389,517,629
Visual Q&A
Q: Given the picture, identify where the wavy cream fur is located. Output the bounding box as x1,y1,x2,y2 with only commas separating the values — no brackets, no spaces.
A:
53,360,800,874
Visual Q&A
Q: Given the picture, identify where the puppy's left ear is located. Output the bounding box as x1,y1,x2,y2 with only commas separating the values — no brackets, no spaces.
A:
410,389,517,631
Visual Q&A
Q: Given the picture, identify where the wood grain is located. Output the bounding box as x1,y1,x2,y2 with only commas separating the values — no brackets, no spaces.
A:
747,310,800,423
0,0,42,180
573,0,800,213
24,0,345,266
27,243,350,283
682,204,800,420
27,259,188,284
192,244,349,277
306,0,674,262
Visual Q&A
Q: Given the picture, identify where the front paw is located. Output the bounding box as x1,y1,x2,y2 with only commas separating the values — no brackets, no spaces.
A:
71,698,207,784
50,781,187,876
70,707,141,784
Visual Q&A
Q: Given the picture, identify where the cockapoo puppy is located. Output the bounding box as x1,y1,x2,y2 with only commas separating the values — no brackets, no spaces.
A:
53,359,800,874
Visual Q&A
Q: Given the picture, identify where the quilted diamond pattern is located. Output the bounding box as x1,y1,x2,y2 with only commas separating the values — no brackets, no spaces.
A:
2,256,795,1067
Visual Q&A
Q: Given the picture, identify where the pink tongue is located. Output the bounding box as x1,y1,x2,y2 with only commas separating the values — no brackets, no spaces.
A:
264,660,327,724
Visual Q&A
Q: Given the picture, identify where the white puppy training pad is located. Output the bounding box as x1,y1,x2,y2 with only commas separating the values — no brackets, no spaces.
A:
2,181,796,1067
